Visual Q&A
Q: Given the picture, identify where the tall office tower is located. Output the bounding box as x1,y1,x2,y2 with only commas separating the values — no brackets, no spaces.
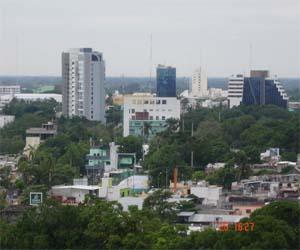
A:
227,74,244,108
191,68,208,97
156,65,176,97
62,48,105,122
242,70,288,108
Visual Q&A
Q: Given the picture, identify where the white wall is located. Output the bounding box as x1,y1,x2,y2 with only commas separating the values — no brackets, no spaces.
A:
190,186,222,206
123,94,181,136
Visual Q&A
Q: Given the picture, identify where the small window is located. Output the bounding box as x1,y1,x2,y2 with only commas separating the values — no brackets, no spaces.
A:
162,116,165,120
131,109,135,113
144,100,149,104
246,209,251,214
162,100,167,104
156,116,159,120
150,116,153,120
156,100,161,104
150,100,155,104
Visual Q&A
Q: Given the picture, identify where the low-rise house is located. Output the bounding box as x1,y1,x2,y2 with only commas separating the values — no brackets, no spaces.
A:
205,163,225,174
178,211,244,230
190,181,222,207
24,121,57,157
51,175,149,206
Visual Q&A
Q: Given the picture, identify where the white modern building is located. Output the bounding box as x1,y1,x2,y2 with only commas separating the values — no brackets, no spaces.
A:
15,93,62,103
123,93,181,137
0,85,20,96
227,74,244,108
62,48,105,122
0,115,15,128
209,88,228,99
190,68,208,97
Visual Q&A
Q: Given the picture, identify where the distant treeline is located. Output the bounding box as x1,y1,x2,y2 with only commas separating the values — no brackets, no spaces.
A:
0,76,299,94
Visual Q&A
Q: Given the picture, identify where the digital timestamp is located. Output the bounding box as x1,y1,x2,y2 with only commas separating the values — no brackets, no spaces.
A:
219,222,255,232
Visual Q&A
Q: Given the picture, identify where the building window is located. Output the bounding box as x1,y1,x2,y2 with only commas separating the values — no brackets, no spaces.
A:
150,100,155,104
156,116,159,120
156,100,161,104
162,100,167,104
131,109,135,113
162,116,166,120
144,100,149,104
150,116,153,120
246,209,251,214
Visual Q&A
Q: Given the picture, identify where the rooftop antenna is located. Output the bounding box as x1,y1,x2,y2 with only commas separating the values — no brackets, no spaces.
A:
149,34,152,92
249,42,253,74
121,73,125,94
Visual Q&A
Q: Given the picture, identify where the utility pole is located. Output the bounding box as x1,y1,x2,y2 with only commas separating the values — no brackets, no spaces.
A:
191,122,194,136
165,167,168,189
191,151,194,168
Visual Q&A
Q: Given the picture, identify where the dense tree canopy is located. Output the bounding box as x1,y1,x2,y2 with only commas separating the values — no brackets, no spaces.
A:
0,200,298,249
143,105,299,187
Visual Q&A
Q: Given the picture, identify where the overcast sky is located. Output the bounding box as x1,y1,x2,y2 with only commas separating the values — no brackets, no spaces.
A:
0,0,299,77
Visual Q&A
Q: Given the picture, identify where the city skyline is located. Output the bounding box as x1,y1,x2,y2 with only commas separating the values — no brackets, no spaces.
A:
0,0,299,77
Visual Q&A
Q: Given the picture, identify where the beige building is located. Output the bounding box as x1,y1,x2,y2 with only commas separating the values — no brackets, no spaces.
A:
24,122,57,157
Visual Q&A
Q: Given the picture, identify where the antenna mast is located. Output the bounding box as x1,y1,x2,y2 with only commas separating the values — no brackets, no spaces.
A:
149,34,152,92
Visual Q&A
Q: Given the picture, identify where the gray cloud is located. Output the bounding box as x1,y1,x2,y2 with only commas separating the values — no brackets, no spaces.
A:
0,0,299,77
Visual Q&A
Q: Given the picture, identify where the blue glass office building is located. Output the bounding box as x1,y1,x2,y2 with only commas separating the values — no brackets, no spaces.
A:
156,65,176,97
242,71,288,108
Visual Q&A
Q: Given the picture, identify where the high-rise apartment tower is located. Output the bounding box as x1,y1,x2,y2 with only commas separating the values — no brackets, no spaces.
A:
190,68,208,97
62,48,105,122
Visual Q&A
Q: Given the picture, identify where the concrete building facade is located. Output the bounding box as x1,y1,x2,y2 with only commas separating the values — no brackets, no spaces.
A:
62,48,105,122
191,68,208,97
0,85,20,96
227,74,244,108
123,93,180,137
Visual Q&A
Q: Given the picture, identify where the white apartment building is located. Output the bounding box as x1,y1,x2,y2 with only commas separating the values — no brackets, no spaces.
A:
62,48,105,122
190,68,208,97
0,85,21,96
123,93,180,137
227,74,244,108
